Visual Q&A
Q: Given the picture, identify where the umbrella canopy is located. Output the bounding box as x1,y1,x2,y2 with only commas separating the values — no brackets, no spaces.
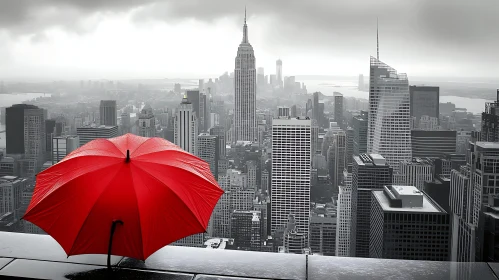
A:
23,133,224,262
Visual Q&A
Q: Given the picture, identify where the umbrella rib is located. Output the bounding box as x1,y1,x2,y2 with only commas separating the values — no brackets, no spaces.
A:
131,163,208,233
133,150,215,184
27,160,123,215
67,165,125,256
128,165,145,260
134,160,216,215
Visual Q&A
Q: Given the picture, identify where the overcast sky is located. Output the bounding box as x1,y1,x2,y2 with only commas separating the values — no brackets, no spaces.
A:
0,0,497,80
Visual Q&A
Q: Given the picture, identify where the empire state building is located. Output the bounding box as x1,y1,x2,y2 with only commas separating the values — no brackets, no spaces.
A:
234,9,256,142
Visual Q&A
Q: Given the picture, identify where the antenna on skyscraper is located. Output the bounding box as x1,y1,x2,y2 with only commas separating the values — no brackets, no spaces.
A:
377,17,379,60
245,6,247,24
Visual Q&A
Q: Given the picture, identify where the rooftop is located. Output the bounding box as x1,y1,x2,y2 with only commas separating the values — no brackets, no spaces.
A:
373,186,441,213
475,142,499,150
0,232,497,279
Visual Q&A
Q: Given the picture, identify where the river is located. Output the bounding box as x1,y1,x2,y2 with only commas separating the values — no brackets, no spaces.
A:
298,78,491,114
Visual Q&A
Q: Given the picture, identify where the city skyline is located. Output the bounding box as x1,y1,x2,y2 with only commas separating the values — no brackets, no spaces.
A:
1,0,499,273
0,1,498,80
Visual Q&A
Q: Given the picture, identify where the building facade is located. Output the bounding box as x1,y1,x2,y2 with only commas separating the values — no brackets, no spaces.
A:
76,125,119,147
351,153,392,258
353,111,368,156
271,118,312,238
370,185,451,261
368,57,411,172
138,105,156,137
174,96,198,154
411,130,457,158
409,86,440,129
99,100,117,126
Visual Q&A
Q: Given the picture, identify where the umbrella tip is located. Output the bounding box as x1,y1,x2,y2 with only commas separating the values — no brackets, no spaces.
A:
126,150,130,163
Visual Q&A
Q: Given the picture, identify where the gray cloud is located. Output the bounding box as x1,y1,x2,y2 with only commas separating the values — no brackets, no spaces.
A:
0,0,497,75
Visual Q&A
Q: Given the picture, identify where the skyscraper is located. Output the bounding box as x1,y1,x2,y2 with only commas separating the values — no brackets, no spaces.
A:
271,117,312,238
370,185,451,261
5,104,46,177
138,105,156,137
334,93,343,128
481,90,499,142
332,131,346,192
234,9,257,142
197,133,219,180
351,153,392,257
174,96,198,154
209,126,226,158
409,86,440,129
186,90,201,130
353,111,368,156
336,169,353,257
99,100,117,126
368,57,411,172
312,92,320,123
276,59,283,88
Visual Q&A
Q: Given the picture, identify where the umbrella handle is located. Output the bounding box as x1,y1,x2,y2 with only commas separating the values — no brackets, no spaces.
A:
107,219,124,271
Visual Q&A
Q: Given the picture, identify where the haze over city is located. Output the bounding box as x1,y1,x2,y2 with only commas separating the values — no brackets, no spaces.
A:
0,0,498,80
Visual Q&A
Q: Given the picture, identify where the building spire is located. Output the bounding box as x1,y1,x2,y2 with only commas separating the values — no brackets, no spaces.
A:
242,7,248,43
376,17,379,60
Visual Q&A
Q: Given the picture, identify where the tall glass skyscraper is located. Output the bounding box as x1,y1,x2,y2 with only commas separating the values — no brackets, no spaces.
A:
234,9,256,142
368,57,411,172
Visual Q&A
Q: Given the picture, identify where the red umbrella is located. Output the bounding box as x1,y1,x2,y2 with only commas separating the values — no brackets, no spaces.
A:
23,133,223,269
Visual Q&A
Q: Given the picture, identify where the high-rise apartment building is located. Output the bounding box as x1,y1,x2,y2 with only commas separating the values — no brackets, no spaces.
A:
174,96,198,154
76,125,118,147
234,11,257,142
99,100,117,126
409,86,440,129
197,133,219,180
370,185,451,261
352,111,368,156
411,130,457,158
351,153,392,257
138,105,156,137
271,117,312,238
368,57,411,172
52,136,80,164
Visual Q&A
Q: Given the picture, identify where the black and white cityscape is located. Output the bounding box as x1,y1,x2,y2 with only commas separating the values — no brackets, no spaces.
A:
0,1,499,277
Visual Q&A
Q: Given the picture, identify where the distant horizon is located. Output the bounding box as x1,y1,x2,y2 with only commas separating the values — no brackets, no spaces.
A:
2,74,499,84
